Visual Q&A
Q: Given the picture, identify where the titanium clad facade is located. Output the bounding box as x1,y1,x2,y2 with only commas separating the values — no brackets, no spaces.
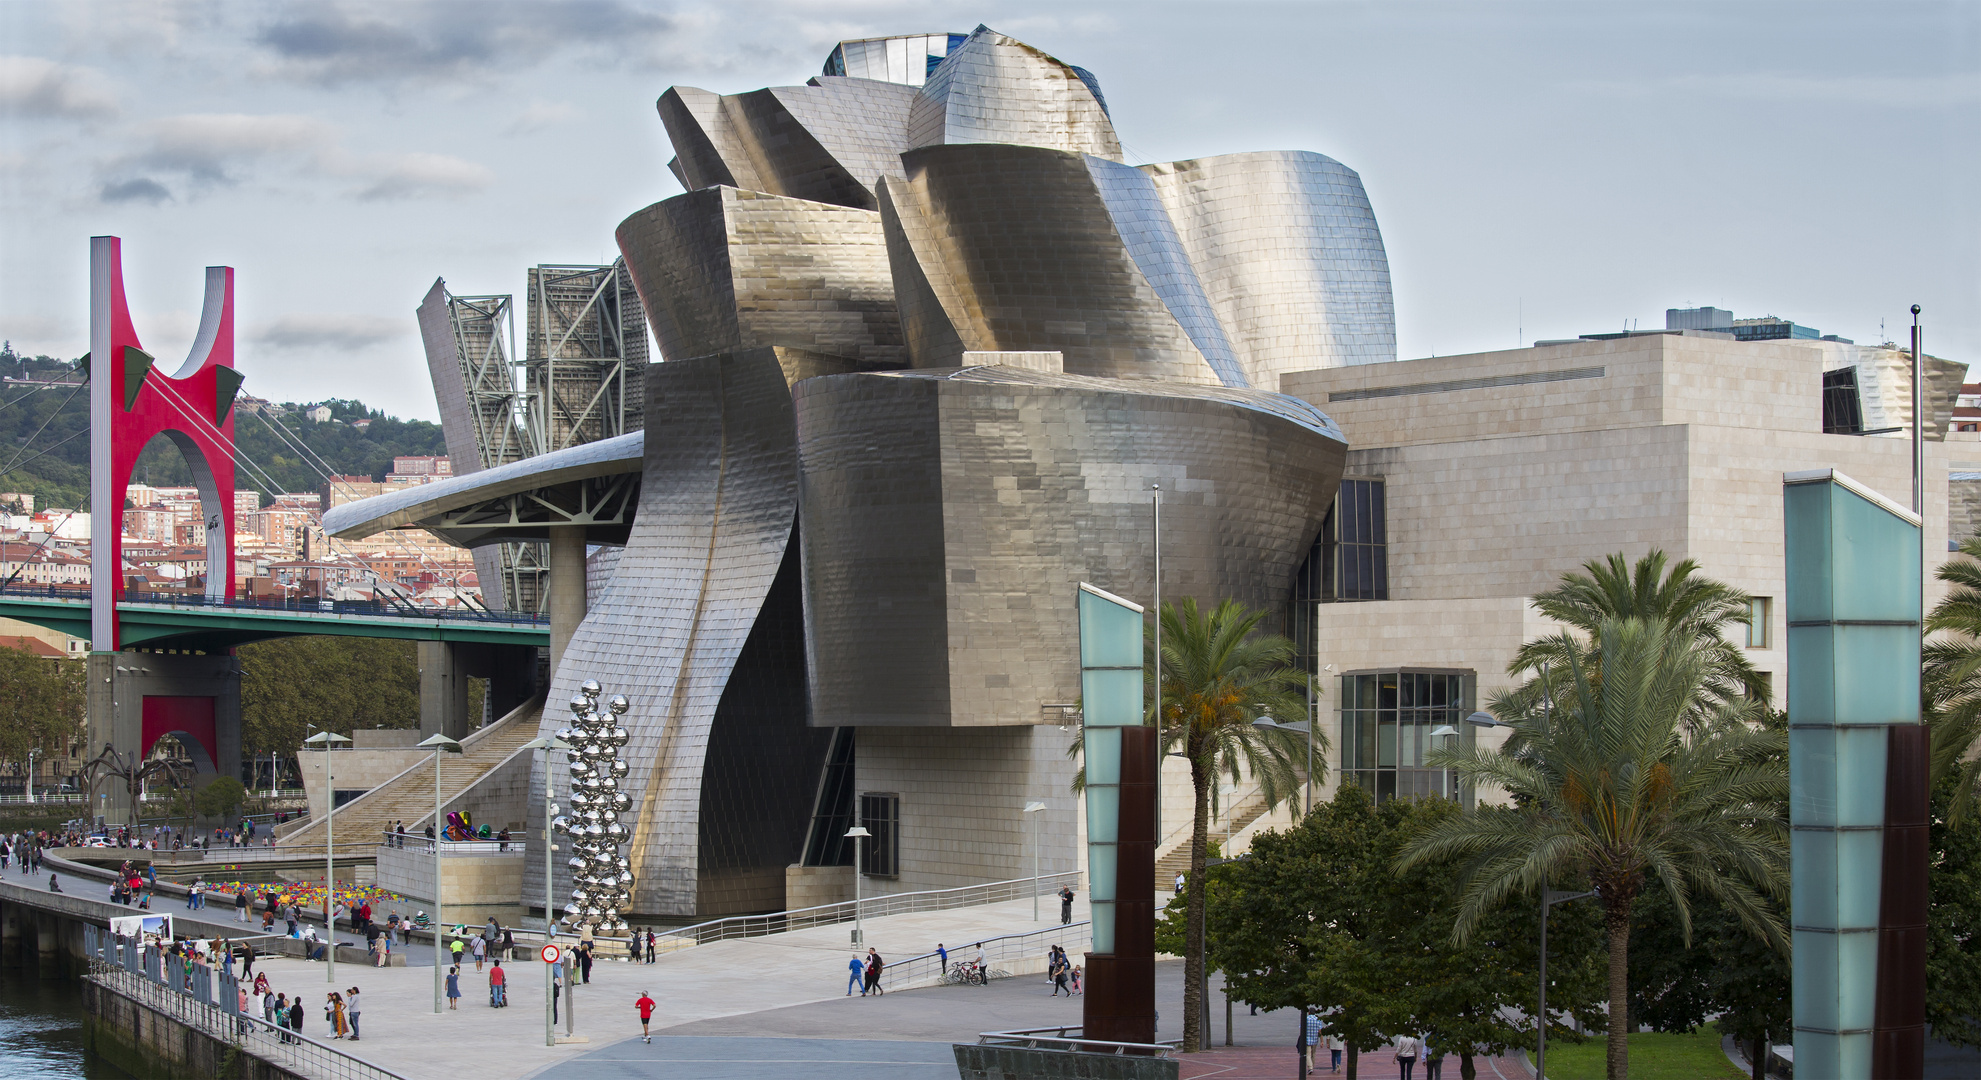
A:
658,81,921,211
616,189,905,368
1144,152,1397,374
879,145,1223,384
795,364,1346,731
520,348,821,917
905,27,1122,162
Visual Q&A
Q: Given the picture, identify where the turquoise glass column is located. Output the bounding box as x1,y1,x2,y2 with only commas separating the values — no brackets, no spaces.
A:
1784,469,1920,1080
1078,582,1144,954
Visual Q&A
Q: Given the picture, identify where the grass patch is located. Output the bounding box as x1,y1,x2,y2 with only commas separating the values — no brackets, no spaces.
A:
1540,1022,1744,1080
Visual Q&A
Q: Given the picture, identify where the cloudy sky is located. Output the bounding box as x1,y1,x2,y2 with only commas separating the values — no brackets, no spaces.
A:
2,1,1975,420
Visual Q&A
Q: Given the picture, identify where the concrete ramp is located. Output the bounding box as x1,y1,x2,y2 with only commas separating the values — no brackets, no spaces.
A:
278,694,545,851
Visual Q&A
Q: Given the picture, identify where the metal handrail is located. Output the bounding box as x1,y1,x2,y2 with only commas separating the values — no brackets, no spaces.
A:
658,870,1083,948
377,831,524,855
978,1025,1179,1057
83,928,411,1080
881,920,1090,993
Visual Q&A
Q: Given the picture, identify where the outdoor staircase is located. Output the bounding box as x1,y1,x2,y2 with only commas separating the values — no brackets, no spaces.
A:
277,694,546,852
1155,783,1281,886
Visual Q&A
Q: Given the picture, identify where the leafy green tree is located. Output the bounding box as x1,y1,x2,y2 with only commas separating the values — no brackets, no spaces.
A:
240,636,420,756
1927,769,1981,1047
1492,551,1767,728
1924,536,1981,819
1400,616,1789,1080
194,776,247,822
1150,597,1312,1052
1203,786,1603,1080
0,647,85,780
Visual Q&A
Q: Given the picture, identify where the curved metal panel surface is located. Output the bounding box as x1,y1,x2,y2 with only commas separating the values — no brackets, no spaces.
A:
618,189,903,368
322,431,645,540
521,349,802,918
795,365,1346,731
658,87,754,193
906,26,1122,161
1143,151,1397,380
882,144,1219,384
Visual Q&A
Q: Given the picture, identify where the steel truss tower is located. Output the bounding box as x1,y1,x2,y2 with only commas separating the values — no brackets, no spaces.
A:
525,261,647,453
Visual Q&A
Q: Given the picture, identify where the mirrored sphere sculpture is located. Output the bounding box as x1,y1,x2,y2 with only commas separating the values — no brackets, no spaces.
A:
558,679,635,932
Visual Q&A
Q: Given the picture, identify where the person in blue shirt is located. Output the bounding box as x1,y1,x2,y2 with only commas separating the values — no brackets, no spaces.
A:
847,954,864,995
937,943,948,976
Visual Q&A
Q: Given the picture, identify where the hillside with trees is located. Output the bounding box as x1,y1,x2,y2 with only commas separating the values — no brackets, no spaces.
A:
0,343,446,509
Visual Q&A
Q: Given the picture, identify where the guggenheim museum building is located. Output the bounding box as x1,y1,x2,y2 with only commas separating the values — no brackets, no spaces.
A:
327,26,1392,919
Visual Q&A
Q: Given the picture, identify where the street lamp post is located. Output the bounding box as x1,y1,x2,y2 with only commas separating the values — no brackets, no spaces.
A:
25,748,36,803
1537,888,1595,1079
302,729,350,984
1460,711,1500,806
1430,725,1458,800
845,825,871,945
521,734,571,1047
1023,802,1046,921
416,734,462,1015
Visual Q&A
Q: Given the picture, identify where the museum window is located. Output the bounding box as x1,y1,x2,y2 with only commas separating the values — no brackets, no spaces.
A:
859,792,899,878
1337,669,1472,804
1822,368,1863,435
1745,597,1771,649
1315,478,1387,603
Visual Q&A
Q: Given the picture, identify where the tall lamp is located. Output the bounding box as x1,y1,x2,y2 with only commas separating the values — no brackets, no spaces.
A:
416,733,463,1014
1023,802,1046,921
521,734,571,1047
845,825,871,945
302,729,350,984
1430,725,1458,800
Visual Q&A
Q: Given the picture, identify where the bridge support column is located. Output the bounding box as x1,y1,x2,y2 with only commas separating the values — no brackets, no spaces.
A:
419,641,471,742
0,901,19,967
423,642,543,738
86,652,241,825
35,910,57,978
548,525,587,680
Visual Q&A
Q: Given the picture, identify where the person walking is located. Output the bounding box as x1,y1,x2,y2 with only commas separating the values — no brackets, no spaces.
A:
862,948,884,996
1058,885,1074,925
846,954,863,995
1303,1012,1322,1073
1423,1036,1445,1080
1051,953,1070,997
446,965,461,1009
635,990,656,1044
644,927,656,964
449,934,466,970
235,889,249,923
1070,965,1082,995
470,932,486,974
489,959,507,1007
1394,1032,1420,1080
628,929,642,965
578,940,593,984
346,987,361,1041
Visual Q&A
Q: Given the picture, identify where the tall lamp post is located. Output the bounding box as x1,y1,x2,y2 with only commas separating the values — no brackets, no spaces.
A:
1537,887,1595,1079
845,825,870,945
1430,725,1458,800
416,734,462,1014
1023,802,1046,920
302,729,350,984
521,734,571,1047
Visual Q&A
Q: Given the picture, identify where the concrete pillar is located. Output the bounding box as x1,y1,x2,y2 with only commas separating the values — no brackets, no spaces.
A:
547,526,588,679
36,910,57,978
0,901,17,967
419,641,471,741
86,652,242,823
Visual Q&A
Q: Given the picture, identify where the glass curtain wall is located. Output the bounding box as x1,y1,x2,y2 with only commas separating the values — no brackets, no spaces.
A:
1338,670,1472,803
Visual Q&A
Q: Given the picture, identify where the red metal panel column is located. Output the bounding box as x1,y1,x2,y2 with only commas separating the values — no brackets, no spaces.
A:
1084,723,1157,1045
1872,723,1928,1079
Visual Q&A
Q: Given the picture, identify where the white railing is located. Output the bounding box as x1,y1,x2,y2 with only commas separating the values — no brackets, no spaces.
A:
0,793,87,805
880,919,1091,993
377,831,524,855
978,1025,1178,1058
659,870,1083,949
83,927,411,1080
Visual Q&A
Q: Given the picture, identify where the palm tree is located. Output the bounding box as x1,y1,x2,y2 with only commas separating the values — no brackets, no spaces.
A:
1925,535,1981,818
1397,616,1788,1080
1492,550,1766,728
1152,597,1314,1053
81,743,192,830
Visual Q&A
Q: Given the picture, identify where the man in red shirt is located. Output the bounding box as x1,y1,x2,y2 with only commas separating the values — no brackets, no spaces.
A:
634,991,656,1043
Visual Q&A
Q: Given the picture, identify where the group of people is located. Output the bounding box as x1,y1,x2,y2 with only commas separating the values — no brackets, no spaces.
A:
249,979,363,1043
1045,945,1081,996
626,926,660,963
848,948,886,995
0,833,45,875
1299,1016,1445,1079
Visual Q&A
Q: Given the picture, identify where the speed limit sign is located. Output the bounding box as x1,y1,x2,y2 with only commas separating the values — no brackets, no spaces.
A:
540,944,561,964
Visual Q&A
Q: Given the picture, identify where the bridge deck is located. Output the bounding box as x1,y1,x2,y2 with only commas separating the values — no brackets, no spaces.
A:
0,590,549,649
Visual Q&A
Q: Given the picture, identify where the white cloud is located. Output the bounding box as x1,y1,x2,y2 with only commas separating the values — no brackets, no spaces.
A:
252,314,409,352
0,56,118,118
349,151,494,201
506,101,581,135
127,112,334,183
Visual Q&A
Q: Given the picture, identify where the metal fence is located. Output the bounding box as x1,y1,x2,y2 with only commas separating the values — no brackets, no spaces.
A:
82,924,410,1080
377,831,525,855
658,870,1083,950
880,919,1092,993
978,1025,1178,1058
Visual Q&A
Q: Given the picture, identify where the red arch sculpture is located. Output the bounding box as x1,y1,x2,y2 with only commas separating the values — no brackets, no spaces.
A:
88,236,242,651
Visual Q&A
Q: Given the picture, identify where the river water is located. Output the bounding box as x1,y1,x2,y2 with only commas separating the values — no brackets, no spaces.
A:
0,962,129,1079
